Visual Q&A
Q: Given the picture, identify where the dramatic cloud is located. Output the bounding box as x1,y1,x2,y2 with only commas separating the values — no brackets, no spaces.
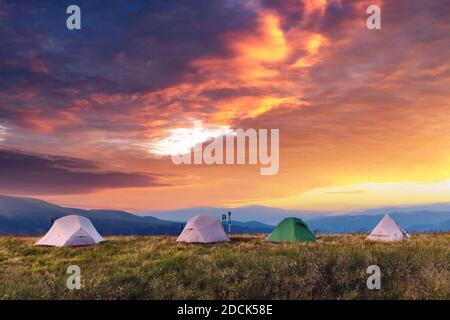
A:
0,0,449,210
0,149,168,195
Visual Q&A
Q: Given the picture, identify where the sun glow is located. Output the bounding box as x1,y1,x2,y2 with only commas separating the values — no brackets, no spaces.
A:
260,180,450,210
0,125,8,141
148,121,236,156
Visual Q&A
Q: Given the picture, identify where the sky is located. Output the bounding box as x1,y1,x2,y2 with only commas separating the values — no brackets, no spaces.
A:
0,0,449,212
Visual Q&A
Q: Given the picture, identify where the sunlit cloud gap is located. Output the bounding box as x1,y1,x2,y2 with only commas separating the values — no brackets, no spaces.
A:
148,121,236,156
0,125,8,141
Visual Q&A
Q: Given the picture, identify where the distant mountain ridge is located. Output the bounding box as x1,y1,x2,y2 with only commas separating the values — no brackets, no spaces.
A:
0,195,449,236
0,195,273,236
139,204,450,232
307,212,450,233
138,205,330,225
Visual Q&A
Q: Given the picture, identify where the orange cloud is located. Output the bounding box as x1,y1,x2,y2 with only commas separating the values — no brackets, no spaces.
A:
20,108,81,134
303,0,328,14
231,12,289,63
291,32,330,68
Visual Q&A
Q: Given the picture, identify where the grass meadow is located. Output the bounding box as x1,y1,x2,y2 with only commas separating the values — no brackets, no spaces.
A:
0,233,448,300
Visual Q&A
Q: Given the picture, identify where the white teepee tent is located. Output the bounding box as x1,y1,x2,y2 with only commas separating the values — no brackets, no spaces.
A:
177,215,230,243
366,214,410,242
35,215,104,247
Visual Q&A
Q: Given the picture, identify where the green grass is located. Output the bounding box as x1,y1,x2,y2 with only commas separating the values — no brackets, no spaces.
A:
0,233,448,300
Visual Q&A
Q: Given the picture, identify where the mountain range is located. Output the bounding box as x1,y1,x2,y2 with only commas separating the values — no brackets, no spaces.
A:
138,205,329,225
139,204,450,232
307,211,450,233
0,194,449,236
0,195,273,236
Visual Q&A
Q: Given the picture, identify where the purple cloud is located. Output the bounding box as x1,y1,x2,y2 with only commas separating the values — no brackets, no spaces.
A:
0,149,168,195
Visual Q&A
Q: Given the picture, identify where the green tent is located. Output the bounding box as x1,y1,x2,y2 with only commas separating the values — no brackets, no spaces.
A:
267,217,316,242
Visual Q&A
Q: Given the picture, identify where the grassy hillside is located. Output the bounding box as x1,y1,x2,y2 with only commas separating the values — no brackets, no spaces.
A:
0,234,448,300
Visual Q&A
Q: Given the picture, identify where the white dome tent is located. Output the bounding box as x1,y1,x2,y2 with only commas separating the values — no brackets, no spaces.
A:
366,214,410,242
177,215,230,243
35,215,104,247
